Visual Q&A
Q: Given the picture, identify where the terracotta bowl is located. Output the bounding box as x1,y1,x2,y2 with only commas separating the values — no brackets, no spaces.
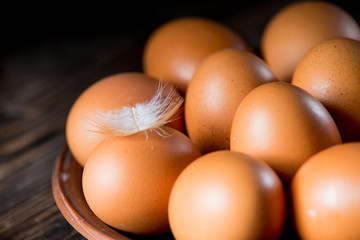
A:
52,145,175,240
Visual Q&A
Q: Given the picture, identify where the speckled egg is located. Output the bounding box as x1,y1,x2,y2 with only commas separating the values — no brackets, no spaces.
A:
230,82,342,185
143,17,251,94
185,48,277,154
261,1,360,82
82,126,201,235
291,142,360,240
292,37,360,142
66,72,184,167
168,150,286,240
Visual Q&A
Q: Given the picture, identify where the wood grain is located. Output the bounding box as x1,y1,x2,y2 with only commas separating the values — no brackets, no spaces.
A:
0,31,148,239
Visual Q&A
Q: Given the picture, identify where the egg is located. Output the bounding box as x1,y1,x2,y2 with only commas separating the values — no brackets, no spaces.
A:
292,37,360,142
168,150,286,240
261,1,360,82
142,17,251,94
82,126,201,235
230,82,342,185
290,142,360,240
185,48,277,154
66,72,184,166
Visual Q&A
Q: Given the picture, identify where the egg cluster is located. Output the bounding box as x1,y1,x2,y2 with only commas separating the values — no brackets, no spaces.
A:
66,1,360,240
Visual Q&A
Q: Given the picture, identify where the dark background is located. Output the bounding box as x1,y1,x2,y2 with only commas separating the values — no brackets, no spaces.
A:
1,1,360,239
2,0,359,57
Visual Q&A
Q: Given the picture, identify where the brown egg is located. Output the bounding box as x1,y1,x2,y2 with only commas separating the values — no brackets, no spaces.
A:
168,150,286,240
66,72,184,167
290,142,360,240
143,17,251,94
261,1,360,82
82,126,201,235
230,82,342,185
185,48,277,154
292,37,360,142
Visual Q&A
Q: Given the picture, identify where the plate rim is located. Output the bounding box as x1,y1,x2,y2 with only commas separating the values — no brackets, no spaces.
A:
52,145,132,240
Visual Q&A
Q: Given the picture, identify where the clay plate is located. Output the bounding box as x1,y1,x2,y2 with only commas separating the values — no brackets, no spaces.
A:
52,145,174,240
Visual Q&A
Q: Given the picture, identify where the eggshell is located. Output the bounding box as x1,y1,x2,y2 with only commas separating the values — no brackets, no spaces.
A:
143,17,251,94
82,126,201,235
185,48,277,154
292,37,360,142
261,1,360,82
290,142,360,240
168,150,286,240
66,72,184,166
230,82,342,185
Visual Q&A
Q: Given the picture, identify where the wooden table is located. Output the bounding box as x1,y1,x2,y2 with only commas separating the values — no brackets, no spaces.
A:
1,1,358,239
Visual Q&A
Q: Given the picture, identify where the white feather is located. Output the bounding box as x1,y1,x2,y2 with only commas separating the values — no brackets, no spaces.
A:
89,83,183,136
